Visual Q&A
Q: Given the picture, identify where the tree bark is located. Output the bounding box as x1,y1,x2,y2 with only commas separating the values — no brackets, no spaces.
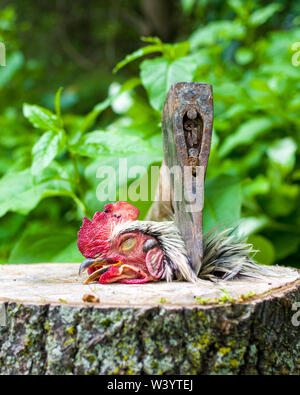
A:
0,263,300,375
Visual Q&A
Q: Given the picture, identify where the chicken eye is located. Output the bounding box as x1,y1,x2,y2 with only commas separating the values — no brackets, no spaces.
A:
120,237,137,252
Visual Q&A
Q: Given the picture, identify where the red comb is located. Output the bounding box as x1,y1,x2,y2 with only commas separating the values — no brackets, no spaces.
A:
77,202,139,257
102,201,139,221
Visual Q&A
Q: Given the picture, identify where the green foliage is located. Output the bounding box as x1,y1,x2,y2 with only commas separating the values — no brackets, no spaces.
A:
0,1,299,267
140,55,197,111
23,104,62,132
248,234,275,265
9,223,82,264
218,117,274,158
203,175,241,234
0,168,76,217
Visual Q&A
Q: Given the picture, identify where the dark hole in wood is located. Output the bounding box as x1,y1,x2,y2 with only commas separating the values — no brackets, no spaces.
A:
183,109,203,176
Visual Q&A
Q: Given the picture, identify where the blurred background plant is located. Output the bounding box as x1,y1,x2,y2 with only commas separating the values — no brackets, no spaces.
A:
0,0,299,267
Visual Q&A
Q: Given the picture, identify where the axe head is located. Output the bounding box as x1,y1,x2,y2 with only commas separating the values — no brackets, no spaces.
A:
161,82,213,274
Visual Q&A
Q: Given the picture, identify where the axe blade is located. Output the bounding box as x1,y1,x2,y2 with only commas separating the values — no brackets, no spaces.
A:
161,82,213,274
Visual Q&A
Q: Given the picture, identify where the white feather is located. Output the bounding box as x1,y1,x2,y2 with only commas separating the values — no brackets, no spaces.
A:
111,221,283,282
111,220,198,282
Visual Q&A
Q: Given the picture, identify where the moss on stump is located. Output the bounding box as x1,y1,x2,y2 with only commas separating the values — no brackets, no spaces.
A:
0,263,300,375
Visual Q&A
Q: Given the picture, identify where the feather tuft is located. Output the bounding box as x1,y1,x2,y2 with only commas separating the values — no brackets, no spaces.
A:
111,220,198,282
200,228,280,281
111,221,283,282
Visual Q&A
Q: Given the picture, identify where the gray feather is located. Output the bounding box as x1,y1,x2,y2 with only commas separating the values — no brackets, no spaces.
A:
111,220,281,283
200,228,279,281
111,220,198,282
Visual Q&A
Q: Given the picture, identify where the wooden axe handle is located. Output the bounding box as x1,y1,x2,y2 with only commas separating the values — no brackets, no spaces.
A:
155,82,213,274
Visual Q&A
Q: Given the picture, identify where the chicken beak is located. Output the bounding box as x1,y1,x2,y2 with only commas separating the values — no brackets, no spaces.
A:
79,258,95,275
79,257,123,284
79,257,116,275
83,265,112,284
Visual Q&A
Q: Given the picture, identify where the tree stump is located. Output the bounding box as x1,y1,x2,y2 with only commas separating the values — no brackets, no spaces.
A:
0,263,300,375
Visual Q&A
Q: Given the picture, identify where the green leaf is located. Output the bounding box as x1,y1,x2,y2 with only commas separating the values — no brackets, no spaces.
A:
181,0,196,15
55,87,63,119
141,36,162,45
140,58,168,112
113,44,163,73
70,130,158,158
0,213,26,243
235,47,254,65
272,233,300,261
9,226,81,264
249,4,282,27
243,175,270,198
0,168,77,217
249,78,272,92
31,130,66,175
203,175,241,233
162,41,191,60
227,0,249,19
109,82,133,114
219,117,273,157
53,239,83,263
267,138,297,174
189,21,245,50
84,153,163,190
80,78,141,133
80,97,112,134
121,77,142,92
248,235,275,265
261,184,299,218
140,56,198,112
0,51,24,88
237,216,270,238
113,36,190,73
23,103,61,132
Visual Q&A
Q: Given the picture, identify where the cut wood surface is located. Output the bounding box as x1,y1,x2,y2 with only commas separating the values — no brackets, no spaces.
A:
0,263,300,374
0,263,299,306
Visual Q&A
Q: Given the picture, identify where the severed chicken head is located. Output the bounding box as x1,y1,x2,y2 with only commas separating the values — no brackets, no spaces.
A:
77,202,270,285
77,201,196,284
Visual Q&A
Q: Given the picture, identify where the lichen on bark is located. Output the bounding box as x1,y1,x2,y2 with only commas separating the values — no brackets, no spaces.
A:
0,282,300,375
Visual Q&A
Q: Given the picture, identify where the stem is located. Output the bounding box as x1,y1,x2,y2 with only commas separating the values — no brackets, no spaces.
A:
68,148,87,216
72,194,88,218
70,152,80,185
